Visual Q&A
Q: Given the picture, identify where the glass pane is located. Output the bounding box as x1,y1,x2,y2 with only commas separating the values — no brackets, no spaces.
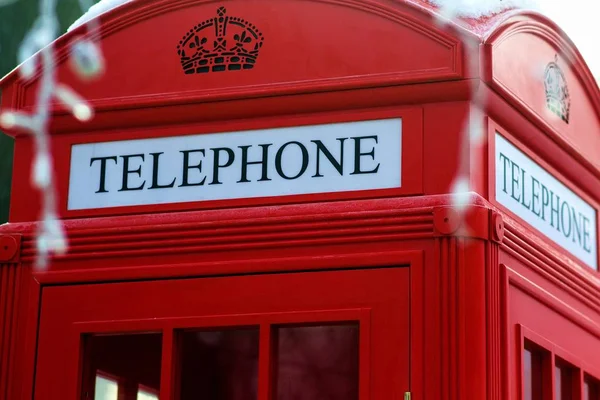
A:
585,376,599,400
555,365,562,400
138,386,159,400
555,360,573,400
524,349,533,400
83,333,162,400
275,324,359,400
523,344,544,400
585,381,590,400
95,375,118,400
179,328,259,400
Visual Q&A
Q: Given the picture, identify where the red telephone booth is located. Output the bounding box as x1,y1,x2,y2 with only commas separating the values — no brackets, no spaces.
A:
1,1,599,399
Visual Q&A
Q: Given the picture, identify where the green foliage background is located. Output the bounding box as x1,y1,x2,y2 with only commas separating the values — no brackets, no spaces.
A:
0,0,97,223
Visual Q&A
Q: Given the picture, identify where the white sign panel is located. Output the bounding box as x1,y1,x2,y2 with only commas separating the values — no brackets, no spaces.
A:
68,118,402,210
495,133,598,269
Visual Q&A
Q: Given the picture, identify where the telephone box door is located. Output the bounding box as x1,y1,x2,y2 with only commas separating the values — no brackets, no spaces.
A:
34,267,410,399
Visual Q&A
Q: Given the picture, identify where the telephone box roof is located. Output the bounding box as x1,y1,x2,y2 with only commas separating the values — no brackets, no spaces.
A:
0,0,593,87
0,0,598,176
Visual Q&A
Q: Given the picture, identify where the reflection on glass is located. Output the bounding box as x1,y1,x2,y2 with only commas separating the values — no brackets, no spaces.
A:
83,333,162,400
275,324,359,400
585,381,590,400
137,386,159,400
585,377,600,400
555,361,573,400
524,344,544,400
179,328,259,400
584,377,600,400
555,365,562,400
94,375,118,400
524,349,533,400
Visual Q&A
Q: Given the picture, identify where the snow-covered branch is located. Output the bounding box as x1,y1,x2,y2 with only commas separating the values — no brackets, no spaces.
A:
0,0,104,268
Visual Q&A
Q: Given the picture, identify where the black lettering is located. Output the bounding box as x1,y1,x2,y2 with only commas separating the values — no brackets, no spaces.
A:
210,148,235,185
312,138,347,177
499,153,511,194
560,200,571,238
531,176,541,217
520,167,531,210
118,154,146,192
148,152,176,189
275,141,309,180
238,144,272,183
571,207,583,247
90,156,117,193
510,161,520,202
179,149,206,187
550,191,561,232
583,216,592,253
541,184,550,221
350,135,380,175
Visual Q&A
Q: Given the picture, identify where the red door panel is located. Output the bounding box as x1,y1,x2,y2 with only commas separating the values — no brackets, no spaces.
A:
34,267,410,400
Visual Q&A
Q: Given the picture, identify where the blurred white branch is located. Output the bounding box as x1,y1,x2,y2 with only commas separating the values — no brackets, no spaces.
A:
0,0,104,268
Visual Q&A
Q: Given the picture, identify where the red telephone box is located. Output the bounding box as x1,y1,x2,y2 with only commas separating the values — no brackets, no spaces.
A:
1,1,600,399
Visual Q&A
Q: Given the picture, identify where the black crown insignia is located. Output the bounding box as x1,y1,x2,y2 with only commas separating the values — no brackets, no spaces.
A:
177,7,264,74
544,54,570,124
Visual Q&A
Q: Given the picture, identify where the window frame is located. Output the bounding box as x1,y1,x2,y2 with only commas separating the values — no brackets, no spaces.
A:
522,339,548,400
78,310,371,400
518,324,600,400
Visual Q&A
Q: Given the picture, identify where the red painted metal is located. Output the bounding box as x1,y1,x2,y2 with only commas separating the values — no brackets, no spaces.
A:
37,268,409,399
0,235,19,262
0,0,599,399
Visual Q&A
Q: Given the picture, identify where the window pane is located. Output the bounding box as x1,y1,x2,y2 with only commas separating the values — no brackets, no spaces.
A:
94,375,118,400
555,365,562,400
83,333,162,400
585,376,600,400
275,324,359,400
524,349,533,400
178,328,259,400
585,381,590,400
524,344,544,400
555,360,574,400
138,386,159,400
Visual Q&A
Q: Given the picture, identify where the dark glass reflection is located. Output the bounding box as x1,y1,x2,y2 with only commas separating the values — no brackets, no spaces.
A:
83,333,162,400
179,328,259,400
275,324,359,400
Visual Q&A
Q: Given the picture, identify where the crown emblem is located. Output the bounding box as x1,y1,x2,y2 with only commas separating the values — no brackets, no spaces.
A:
544,54,570,124
177,7,264,74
